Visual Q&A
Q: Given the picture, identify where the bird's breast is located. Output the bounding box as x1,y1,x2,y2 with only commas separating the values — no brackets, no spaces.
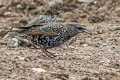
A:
31,35,64,49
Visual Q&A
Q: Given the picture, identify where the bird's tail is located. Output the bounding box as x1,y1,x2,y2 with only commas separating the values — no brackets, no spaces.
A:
3,27,28,39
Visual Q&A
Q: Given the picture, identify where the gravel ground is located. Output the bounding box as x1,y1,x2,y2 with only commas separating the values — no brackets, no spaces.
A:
0,0,120,80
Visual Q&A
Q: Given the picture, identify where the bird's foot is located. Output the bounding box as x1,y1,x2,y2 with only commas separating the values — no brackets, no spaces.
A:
42,49,60,60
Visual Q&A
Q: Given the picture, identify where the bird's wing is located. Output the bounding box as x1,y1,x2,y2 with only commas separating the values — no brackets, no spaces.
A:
26,23,65,37
10,26,58,37
25,23,62,37
11,23,64,37
26,27,58,37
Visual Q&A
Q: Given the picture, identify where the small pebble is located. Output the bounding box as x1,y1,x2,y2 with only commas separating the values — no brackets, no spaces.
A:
68,46,76,49
4,12,11,16
109,25,120,31
47,1,55,7
69,76,88,80
16,4,22,9
53,56,60,60
46,0,63,7
80,42,88,47
16,56,25,61
12,38,20,48
61,44,68,49
77,0,93,3
32,68,46,73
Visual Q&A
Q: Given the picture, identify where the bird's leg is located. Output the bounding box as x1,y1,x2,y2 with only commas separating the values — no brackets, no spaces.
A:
42,49,53,58
30,44,56,58
42,49,57,58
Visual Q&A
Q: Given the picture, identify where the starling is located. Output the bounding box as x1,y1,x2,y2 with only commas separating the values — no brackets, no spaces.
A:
10,22,90,58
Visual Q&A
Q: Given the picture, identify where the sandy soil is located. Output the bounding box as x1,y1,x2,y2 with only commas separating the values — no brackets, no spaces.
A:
0,0,120,80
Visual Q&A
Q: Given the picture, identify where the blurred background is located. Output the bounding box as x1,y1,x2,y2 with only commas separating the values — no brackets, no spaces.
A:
0,0,120,80
0,0,119,29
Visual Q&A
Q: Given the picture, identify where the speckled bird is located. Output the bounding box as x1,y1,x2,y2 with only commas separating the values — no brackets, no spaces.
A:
10,22,90,58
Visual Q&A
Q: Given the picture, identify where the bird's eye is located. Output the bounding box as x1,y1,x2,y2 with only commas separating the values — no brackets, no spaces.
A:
78,27,83,30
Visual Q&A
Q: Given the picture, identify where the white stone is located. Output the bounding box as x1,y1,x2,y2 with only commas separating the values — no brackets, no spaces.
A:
32,68,46,73
68,46,76,49
81,43,88,47
12,38,19,48
16,56,25,61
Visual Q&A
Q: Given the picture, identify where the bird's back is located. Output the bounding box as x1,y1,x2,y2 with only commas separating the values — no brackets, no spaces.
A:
25,15,58,28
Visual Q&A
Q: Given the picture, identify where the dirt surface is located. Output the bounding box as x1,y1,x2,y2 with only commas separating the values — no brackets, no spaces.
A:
0,0,120,80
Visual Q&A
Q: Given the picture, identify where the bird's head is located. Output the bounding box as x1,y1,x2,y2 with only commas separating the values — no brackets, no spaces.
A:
68,24,91,34
76,26,90,33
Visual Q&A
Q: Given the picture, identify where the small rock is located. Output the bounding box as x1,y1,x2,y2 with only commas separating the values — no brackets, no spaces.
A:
4,12,11,16
53,0,63,4
115,7,120,12
77,0,93,3
98,6,108,12
11,38,20,48
93,71,101,76
108,25,120,31
16,4,22,9
102,43,107,46
54,56,60,60
61,44,68,49
80,42,88,47
69,77,80,80
4,12,18,17
46,0,63,7
16,56,25,61
47,1,55,7
32,68,46,73
68,46,76,49
3,33,9,39
69,76,89,80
